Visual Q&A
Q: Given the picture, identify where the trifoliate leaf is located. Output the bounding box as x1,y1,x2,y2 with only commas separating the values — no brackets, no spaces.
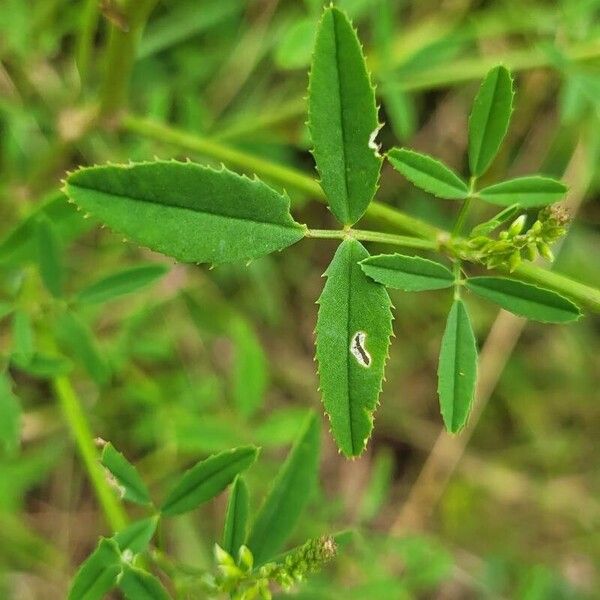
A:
466,277,581,323
437,299,478,434
360,253,454,291
387,148,469,200
477,176,567,207
64,162,306,264
308,7,382,225
316,239,393,457
468,66,514,177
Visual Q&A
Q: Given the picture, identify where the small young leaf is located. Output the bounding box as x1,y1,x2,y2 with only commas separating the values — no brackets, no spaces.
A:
437,299,478,434
316,239,393,457
64,162,305,264
230,318,268,419
360,253,454,291
0,371,21,455
113,516,159,554
55,311,110,386
468,66,514,177
76,264,169,305
161,446,259,516
469,204,521,237
101,442,152,506
247,412,320,566
387,148,469,200
68,537,122,600
12,310,34,362
36,216,63,297
466,277,581,323
308,6,382,225
11,352,72,378
118,564,171,600
222,476,249,557
477,176,567,207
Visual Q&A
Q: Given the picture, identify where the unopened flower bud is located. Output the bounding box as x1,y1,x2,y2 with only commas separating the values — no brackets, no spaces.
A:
508,215,526,237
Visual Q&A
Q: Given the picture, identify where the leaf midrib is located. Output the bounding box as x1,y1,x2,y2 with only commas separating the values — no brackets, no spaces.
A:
69,182,301,233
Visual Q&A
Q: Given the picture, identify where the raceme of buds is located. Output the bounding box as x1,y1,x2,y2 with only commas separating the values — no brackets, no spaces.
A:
451,205,570,271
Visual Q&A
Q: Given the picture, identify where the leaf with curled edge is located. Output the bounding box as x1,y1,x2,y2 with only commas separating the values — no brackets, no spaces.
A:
63,161,306,265
315,239,393,457
308,6,382,225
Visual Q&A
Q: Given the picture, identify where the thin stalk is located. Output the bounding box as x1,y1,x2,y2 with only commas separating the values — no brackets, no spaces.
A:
76,0,100,90
99,0,159,118
452,177,477,237
120,115,600,313
306,228,437,250
52,375,128,532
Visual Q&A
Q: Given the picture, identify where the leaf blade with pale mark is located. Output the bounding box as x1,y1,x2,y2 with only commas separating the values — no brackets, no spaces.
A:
360,253,454,291
466,277,581,323
101,442,152,506
387,148,469,200
308,7,382,225
118,565,171,600
316,239,393,457
477,176,567,207
437,299,478,434
468,66,514,177
64,162,305,265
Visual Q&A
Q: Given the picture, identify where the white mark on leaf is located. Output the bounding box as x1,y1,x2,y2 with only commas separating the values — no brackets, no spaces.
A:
350,331,371,368
368,124,383,158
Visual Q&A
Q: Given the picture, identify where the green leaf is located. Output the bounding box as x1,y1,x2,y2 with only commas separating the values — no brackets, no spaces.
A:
468,65,514,177
0,371,21,455
308,6,382,225
36,216,63,297
222,476,249,557
64,162,305,264
118,564,171,600
247,412,320,566
101,442,152,506
360,253,454,291
315,239,393,456
274,18,315,70
68,537,122,600
387,148,469,200
466,277,581,323
230,318,268,418
477,176,567,207
469,204,521,237
113,516,159,554
12,310,34,362
161,446,259,516
55,311,110,386
11,352,72,378
76,264,169,305
437,299,478,434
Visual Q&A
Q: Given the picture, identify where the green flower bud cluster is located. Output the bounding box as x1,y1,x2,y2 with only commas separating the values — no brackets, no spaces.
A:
205,536,336,599
452,205,570,271
259,535,337,590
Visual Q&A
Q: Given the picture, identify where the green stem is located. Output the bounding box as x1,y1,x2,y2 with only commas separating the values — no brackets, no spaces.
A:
99,0,159,118
120,115,600,313
452,177,477,237
306,228,438,250
52,375,128,532
75,0,100,90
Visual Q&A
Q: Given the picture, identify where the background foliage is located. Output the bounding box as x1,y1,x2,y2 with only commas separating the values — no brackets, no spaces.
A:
1,0,599,598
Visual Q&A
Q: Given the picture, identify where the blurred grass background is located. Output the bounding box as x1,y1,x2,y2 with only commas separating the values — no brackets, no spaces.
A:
0,0,599,598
